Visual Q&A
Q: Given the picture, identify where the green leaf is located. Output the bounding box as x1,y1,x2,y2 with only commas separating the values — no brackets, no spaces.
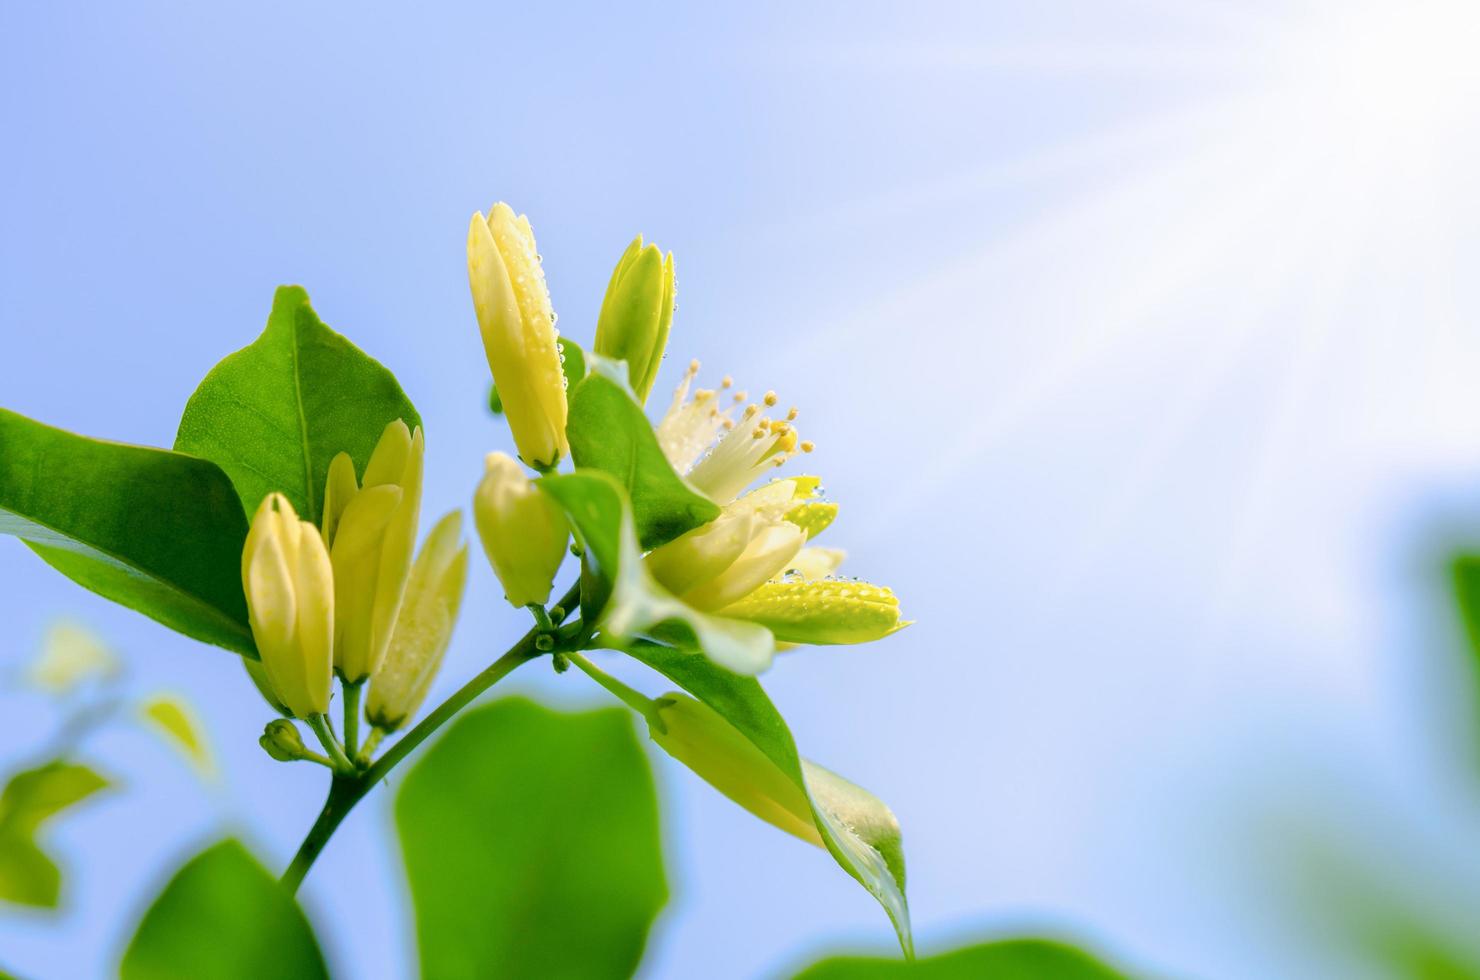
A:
120,840,327,980
791,938,1133,979
559,335,588,392
538,470,775,674
174,285,421,527
0,761,110,908
396,697,666,980
567,364,719,550
0,409,255,657
626,641,912,954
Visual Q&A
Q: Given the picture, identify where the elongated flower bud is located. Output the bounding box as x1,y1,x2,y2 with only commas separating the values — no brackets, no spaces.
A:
241,493,334,719
322,420,424,684
474,452,570,608
594,235,675,404
366,511,469,732
648,693,822,846
646,513,805,612
468,203,568,469
718,579,910,645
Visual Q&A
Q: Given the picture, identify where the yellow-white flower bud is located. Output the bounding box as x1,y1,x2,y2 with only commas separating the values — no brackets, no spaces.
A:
468,203,568,470
241,493,334,719
473,452,570,608
366,511,469,732
645,513,805,612
321,420,424,684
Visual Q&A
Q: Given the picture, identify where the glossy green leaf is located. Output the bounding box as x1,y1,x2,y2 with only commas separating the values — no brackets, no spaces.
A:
625,642,912,955
174,285,421,527
792,938,1133,979
559,335,588,392
0,761,110,908
0,409,254,657
120,840,327,980
396,697,666,980
538,470,775,674
567,364,719,550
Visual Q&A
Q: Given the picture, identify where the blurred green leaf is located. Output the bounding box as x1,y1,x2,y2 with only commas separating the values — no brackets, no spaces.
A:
792,938,1132,979
567,365,719,550
0,761,110,908
119,839,327,980
174,285,421,527
396,697,666,980
138,694,214,779
27,620,119,695
627,642,912,955
0,409,254,657
538,470,775,674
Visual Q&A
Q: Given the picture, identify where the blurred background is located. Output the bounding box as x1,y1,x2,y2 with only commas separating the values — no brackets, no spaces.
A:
6,0,1480,976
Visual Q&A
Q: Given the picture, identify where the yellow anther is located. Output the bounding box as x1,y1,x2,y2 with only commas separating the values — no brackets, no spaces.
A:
752,427,767,439
733,390,747,402
742,405,759,419
763,391,778,407
689,359,701,373
786,407,798,421
722,418,735,430
721,376,733,388
800,441,815,453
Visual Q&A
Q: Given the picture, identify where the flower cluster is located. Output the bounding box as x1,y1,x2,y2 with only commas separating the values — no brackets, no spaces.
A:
241,422,467,766
467,202,908,652
241,199,907,772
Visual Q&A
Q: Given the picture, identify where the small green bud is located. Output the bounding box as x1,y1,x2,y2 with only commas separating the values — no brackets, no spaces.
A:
259,719,307,762
593,235,675,404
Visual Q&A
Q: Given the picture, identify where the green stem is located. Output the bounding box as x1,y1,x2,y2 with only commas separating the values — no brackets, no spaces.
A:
305,714,355,775
341,680,363,762
280,775,360,893
280,581,581,893
566,653,664,729
356,727,386,768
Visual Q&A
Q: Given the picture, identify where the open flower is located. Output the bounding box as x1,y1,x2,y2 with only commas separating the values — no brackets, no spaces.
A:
656,360,812,504
321,420,424,684
647,369,909,645
645,478,807,610
241,493,334,719
468,203,568,470
366,511,469,732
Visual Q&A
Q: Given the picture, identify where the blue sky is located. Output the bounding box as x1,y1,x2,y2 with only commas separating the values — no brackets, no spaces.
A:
6,1,1480,977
